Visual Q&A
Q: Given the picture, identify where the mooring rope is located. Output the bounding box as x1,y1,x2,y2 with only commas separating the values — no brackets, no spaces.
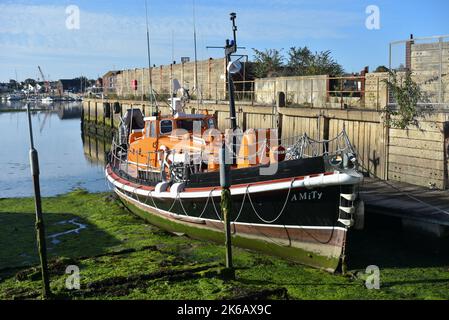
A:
246,179,295,224
177,189,214,219
111,173,336,245
358,160,449,217
210,189,224,221
245,179,336,245
144,189,155,208
233,190,247,223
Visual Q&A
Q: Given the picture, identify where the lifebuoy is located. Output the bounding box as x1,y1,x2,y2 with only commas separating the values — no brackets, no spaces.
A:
270,145,286,163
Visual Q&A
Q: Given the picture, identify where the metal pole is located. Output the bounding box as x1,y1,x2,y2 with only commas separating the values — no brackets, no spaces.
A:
439,37,443,104
193,0,200,109
26,104,51,299
388,43,392,107
227,56,237,131
145,0,156,115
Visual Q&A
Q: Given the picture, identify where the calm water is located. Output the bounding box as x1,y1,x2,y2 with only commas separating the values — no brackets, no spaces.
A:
0,101,109,198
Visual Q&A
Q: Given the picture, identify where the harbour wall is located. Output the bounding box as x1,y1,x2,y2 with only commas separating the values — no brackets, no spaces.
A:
82,98,449,189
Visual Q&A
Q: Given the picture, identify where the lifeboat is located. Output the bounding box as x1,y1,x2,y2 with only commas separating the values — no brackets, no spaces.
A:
105,14,364,272
105,99,364,272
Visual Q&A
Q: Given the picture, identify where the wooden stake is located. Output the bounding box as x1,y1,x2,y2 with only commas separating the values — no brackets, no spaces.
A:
219,143,235,279
26,104,51,299
221,188,233,269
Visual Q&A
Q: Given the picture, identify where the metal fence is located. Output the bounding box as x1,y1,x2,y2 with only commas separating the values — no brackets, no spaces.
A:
109,128,357,186
93,75,387,110
389,35,449,108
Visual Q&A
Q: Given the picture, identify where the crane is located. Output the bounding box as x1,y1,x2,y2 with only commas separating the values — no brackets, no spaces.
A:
38,66,50,94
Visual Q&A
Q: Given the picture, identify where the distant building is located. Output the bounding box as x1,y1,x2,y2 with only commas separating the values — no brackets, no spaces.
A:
57,79,82,94
102,71,121,94
0,83,8,92
95,77,103,90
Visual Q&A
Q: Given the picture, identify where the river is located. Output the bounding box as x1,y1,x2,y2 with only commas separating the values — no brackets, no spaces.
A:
0,101,109,198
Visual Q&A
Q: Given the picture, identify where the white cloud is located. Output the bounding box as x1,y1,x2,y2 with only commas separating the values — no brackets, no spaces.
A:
0,2,362,81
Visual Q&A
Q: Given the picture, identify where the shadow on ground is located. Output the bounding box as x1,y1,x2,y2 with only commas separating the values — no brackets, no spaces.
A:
0,211,120,271
346,211,449,270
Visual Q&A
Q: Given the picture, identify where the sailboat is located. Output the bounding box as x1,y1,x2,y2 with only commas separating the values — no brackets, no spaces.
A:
105,13,364,272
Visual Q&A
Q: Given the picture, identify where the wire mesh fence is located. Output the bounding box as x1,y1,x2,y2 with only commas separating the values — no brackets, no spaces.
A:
389,35,449,109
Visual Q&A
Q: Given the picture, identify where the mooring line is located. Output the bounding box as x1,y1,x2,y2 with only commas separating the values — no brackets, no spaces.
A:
359,160,449,217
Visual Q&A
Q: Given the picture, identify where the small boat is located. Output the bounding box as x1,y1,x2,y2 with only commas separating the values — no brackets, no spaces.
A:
6,93,24,101
41,96,54,103
105,14,364,272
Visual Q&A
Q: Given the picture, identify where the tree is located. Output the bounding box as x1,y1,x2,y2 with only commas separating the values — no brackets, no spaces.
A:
384,70,424,129
374,65,389,73
286,46,313,75
287,46,344,76
24,78,37,86
252,48,285,78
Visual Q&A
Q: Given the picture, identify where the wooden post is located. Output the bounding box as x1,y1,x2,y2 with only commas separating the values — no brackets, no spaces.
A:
26,104,51,299
310,78,314,108
215,82,218,104
376,77,380,111
340,79,344,109
219,143,235,279
276,92,286,140
251,81,255,106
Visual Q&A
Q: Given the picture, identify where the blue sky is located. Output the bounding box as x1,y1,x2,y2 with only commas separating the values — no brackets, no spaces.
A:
0,0,448,82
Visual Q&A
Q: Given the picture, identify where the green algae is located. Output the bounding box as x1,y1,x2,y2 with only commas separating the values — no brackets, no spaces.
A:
0,190,448,300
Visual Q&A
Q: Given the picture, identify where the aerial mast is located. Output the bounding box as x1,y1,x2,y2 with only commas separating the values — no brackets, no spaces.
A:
193,0,200,108
225,12,238,131
145,0,157,114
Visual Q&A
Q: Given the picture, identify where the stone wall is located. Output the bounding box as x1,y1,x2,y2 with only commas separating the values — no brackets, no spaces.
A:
411,41,449,105
254,76,328,106
114,58,226,99
254,73,388,110
83,97,449,188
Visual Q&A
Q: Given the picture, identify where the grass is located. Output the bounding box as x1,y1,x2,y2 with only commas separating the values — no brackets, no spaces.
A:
0,189,448,300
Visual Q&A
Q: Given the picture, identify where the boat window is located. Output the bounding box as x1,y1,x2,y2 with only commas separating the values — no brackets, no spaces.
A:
176,120,194,131
208,118,215,129
160,120,172,135
176,120,204,132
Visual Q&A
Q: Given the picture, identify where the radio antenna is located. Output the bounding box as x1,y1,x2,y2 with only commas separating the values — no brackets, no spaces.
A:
145,0,157,114
193,0,201,107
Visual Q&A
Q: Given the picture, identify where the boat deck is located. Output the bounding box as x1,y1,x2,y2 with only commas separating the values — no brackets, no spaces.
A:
360,178,449,227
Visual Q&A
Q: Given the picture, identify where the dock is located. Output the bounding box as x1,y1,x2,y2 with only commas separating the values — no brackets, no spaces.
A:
361,178,449,237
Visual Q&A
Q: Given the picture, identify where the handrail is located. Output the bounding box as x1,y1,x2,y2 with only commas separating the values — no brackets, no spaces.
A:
109,129,357,185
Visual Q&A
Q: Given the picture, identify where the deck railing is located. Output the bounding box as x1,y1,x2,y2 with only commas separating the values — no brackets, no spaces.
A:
109,128,357,186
